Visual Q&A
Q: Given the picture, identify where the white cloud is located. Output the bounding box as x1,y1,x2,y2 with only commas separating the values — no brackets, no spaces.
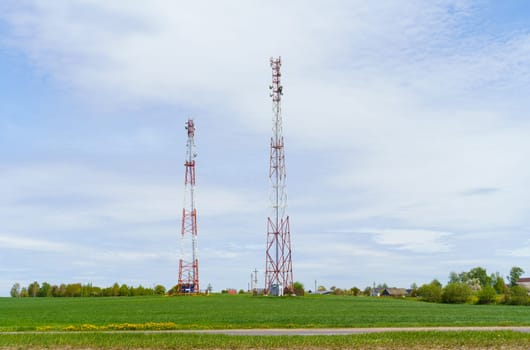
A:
0,162,263,233
298,238,388,258
93,251,168,262
360,228,453,253
506,243,530,258
0,234,69,252
198,186,264,217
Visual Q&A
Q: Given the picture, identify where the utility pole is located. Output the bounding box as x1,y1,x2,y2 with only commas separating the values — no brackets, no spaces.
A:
252,268,259,292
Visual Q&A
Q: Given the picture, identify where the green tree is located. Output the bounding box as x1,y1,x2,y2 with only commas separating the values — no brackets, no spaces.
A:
167,284,180,295
28,281,40,297
492,274,506,294
130,285,143,296
111,282,120,296
448,272,460,284
81,283,93,297
476,285,497,304
468,267,490,288
430,279,442,288
10,283,20,297
53,284,66,297
38,282,52,297
333,287,344,295
509,266,525,287
154,284,167,295
293,281,305,296
65,283,81,297
119,284,130,296
442,283,472,304
417,281,442,303
458,272,469,283
90,286,102,297
451,267,492,288
506,285,529,305
350,287,361,296
465,278,482,292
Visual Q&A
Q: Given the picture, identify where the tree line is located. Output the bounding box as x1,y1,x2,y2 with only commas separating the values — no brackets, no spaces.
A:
416,266,528,305
10,281,167,298
300,266,528,305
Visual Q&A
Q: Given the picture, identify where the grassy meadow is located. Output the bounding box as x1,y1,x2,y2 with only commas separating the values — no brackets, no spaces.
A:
1,331,530,349
1,293,530,331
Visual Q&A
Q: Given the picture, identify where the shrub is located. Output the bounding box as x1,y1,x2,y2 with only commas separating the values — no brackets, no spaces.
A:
350,287,361,296
442,283,472,304
293,282,305,296
505,286,529,306
476,286,497,304
154,285,166,295
417,283,442,303
333,288,345,295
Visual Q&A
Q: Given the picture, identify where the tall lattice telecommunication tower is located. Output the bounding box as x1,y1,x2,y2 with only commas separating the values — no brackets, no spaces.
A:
265,57,293,296
178,119,199,293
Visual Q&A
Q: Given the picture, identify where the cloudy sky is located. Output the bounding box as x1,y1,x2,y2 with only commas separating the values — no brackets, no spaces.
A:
2,1,530,296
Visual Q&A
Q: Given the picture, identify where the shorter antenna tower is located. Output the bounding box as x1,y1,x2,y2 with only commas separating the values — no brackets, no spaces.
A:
251,268,259,293
178,119,199,293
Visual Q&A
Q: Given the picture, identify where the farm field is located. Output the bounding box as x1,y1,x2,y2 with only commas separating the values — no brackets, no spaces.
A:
1,293,530,331
1,331,530,349
2,294,530,349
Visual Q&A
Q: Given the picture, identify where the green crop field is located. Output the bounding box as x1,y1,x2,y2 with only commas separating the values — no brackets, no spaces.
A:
1,331,530,349
2,294,530,349
2,294,530,330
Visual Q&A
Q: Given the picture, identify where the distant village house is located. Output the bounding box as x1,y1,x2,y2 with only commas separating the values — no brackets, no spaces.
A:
380,288,408,297
516,277,530,291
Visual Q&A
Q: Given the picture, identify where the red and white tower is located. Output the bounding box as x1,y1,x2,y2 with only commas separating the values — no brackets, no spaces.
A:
265,57,294,296
178,119,199,293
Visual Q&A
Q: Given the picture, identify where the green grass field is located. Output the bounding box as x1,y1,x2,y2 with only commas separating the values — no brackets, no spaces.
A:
1,331,530,349
1,294,530,331
2,294,530,348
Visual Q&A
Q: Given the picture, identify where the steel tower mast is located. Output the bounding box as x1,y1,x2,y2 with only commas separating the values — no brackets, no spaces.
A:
265,57,293,296
178,119,199,293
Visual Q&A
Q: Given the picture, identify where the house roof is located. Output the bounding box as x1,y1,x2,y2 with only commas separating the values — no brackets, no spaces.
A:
382,288,407,296
517,277,530,283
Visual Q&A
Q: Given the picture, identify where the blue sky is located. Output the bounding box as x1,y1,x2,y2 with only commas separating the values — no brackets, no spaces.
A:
2,1,530,296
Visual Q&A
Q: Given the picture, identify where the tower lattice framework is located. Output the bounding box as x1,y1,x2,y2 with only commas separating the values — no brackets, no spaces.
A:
178,119,199,293
265,57,293,296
